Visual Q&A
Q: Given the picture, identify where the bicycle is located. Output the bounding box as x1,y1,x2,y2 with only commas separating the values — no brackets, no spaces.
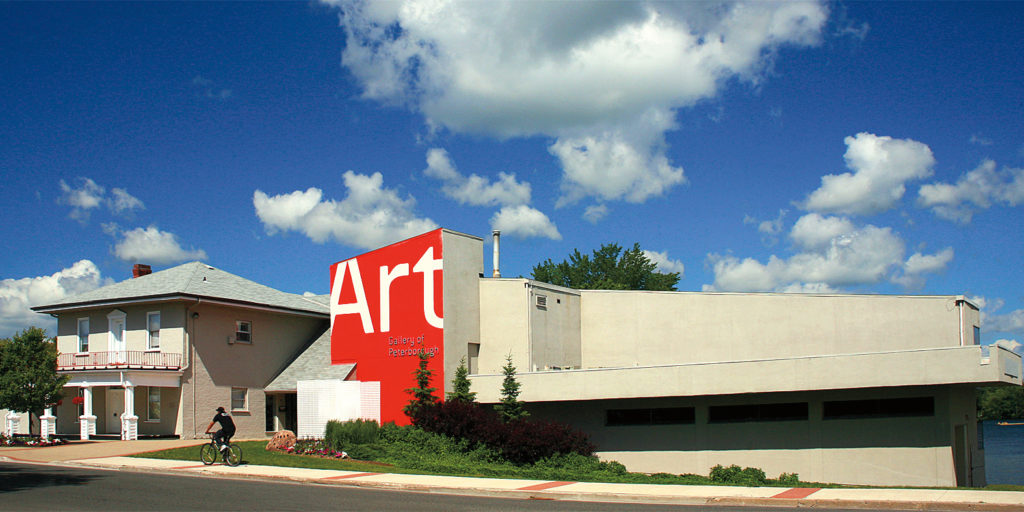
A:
200,433,242,467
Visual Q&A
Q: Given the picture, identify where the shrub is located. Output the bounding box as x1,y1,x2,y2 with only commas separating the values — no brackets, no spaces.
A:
777,472,800,486
413,400,594,465
324,418,380,451
709,464,767,486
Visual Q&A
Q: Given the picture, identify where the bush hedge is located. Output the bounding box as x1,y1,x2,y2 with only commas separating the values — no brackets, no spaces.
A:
411,399,595,465
325,418,380,451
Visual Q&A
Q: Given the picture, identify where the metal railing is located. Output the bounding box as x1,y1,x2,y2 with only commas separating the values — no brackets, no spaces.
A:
57,351,182,371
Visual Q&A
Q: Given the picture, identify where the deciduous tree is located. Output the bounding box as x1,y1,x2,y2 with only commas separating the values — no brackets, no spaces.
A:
531,242,679,291
0,327,68,435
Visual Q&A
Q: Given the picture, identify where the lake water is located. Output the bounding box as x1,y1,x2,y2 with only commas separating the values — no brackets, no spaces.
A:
983,420,1024,485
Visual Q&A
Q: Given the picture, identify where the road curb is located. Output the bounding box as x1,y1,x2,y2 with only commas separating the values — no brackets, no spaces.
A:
29,458,1024,511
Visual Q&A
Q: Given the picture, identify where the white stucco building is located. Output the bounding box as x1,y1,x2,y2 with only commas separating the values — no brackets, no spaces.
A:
27,228,1023,487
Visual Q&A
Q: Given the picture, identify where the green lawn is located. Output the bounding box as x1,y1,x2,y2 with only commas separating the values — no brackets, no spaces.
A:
130,440,1024,492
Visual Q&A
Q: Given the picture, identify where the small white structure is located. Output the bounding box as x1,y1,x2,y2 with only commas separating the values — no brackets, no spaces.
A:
296,380,380,438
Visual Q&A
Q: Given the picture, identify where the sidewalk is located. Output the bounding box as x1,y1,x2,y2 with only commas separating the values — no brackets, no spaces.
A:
3,441,1024,510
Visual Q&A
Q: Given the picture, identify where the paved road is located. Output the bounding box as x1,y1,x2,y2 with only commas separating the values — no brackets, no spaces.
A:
3,461,868,512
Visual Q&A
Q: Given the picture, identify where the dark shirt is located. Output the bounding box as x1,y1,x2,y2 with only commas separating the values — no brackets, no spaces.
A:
211,412,236,434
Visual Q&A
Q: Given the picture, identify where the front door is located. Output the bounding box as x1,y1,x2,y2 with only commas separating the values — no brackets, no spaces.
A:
111,318,125,363
106,388,125,433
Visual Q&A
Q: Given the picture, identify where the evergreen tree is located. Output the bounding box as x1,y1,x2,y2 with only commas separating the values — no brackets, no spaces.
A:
495,354,528,422
0,327,69,435
531,242,679,291
403,351,438,421
446,356,476,403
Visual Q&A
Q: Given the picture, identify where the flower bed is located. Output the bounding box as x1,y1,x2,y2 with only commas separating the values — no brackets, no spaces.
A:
0,433,68,447
286,438,348,459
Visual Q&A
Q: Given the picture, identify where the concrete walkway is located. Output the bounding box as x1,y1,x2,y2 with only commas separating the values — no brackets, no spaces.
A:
2,440,1023,510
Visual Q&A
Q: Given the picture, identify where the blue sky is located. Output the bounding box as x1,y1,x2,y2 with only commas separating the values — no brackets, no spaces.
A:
2,1,1022,347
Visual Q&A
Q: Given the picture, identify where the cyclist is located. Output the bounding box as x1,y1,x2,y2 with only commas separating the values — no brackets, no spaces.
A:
205,406,236,452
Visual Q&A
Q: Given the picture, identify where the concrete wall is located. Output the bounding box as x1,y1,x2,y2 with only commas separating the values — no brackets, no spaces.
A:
528,282,582,372
527,385,981,487
478,280,531,375
180,303,327,439
441,230,483,393
55,302,186,356
478,279,581,375
579,292,971,368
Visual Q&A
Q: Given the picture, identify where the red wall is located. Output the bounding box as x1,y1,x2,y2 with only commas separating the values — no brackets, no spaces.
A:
329,229,445,425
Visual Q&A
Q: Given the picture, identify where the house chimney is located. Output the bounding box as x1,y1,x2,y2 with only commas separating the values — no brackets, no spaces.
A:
132,264,152,278
492,230,501,278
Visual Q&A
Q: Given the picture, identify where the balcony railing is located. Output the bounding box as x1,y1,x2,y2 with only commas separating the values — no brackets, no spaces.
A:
58,351,182,371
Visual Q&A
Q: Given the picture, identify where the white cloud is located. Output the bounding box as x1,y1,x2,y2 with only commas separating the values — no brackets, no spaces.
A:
551,109,686,205
59,178,105,220
0,260,109,337
789,213,854,250
744,209,787,246
490,205,561,240
583,204,609,224
642,250,685,276
109,188,144,213
985,309,1024,335
113,226,208,265
917,159,1024,224
58,178,144,220
423,148,531,207
800,133,935,215
192,75,232,100
891,247,954,289
969,134,993,146
254,171,438,249
970,295,1003,313
330,0,827,204
996,339,1023,354
704,215,907,292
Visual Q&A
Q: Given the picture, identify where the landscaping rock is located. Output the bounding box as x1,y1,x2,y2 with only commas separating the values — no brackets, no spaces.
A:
266,430,296,451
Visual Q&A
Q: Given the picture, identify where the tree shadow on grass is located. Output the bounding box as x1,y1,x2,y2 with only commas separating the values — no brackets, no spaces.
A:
0,464,101,493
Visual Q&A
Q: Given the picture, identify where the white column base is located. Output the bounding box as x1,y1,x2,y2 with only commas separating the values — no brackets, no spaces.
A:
40,408,56,441
121,415,138,440
79,415,96,440
4,411,19,437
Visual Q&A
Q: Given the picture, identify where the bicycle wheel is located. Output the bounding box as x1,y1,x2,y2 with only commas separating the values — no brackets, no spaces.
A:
223,444,242,467
200,443,217,465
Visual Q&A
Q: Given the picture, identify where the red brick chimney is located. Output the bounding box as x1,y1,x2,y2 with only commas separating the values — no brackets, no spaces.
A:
132,264,152,278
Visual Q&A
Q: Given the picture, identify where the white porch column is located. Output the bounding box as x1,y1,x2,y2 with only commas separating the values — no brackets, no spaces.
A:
4,411,19,436
80,385,96,440
40,407,56,441
121,383,138,441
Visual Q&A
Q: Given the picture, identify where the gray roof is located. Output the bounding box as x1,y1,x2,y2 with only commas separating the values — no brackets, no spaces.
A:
32,261,329,316
265,328,354,392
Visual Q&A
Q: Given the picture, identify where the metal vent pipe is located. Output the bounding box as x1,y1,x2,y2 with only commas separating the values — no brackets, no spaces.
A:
492,230,501,278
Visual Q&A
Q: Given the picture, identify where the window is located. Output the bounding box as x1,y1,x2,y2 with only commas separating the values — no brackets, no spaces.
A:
235,321,251,344
147,312,161,350
823,397,934,420
607,407,695,426
147,387,161,421
231,387,248,411
77,318,89,352
709,402,808,423
973,326,981,346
